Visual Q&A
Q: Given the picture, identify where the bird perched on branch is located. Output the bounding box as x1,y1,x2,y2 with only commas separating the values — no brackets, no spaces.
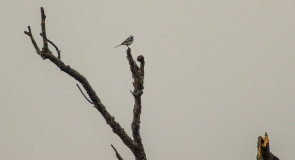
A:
115,35,134,48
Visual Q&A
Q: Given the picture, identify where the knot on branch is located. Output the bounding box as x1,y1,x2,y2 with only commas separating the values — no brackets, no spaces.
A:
130,90,143,97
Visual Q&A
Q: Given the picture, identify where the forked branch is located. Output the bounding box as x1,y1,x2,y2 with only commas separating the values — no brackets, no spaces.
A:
40,33,61,59
24,7,147,160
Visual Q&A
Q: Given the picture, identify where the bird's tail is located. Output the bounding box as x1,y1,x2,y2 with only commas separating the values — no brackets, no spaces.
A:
114,44,121,48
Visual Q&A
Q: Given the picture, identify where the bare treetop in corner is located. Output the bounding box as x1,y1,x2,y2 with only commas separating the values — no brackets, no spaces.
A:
257,133,279,160
24,7,146,160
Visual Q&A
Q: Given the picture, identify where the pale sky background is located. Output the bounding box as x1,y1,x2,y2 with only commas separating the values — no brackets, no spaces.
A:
0,0,295,159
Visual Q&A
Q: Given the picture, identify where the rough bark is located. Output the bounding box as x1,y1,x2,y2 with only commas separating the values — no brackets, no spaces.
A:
127,49,146,160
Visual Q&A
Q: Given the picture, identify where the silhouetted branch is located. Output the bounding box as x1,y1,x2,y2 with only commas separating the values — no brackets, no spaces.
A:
24,26,41,55
76,84,93,104
111,144,124,160
40,33,61,59
24,7,137,157
25,7,148,160
126,48,146,159
257,133,279,160
40,7,49,52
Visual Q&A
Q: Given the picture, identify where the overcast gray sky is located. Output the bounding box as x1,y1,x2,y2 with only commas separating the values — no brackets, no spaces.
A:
1,0,295,159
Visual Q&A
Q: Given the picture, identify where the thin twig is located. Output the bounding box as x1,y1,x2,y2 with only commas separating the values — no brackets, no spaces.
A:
40,7,49,51
76,84,93,104
24,26,41,55
40,33,61,59
111,144,124,160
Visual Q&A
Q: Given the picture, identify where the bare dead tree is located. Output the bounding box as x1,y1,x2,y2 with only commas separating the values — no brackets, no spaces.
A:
24,7,146,160
24,7,283,160
257,133,279,160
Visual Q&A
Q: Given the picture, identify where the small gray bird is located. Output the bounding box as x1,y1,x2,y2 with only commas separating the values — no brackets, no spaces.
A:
115,35,134,48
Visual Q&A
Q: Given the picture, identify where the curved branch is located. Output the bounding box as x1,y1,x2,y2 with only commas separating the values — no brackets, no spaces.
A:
76,84,93,104
111,144,124,160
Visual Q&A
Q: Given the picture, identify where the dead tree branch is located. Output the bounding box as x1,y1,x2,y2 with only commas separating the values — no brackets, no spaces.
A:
126,48,146,159
257,133,279,160
76,84,93,104
40,7,49,52
24,7,147,160
24,26,41,56
40,33,61,59
111,144,124,160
